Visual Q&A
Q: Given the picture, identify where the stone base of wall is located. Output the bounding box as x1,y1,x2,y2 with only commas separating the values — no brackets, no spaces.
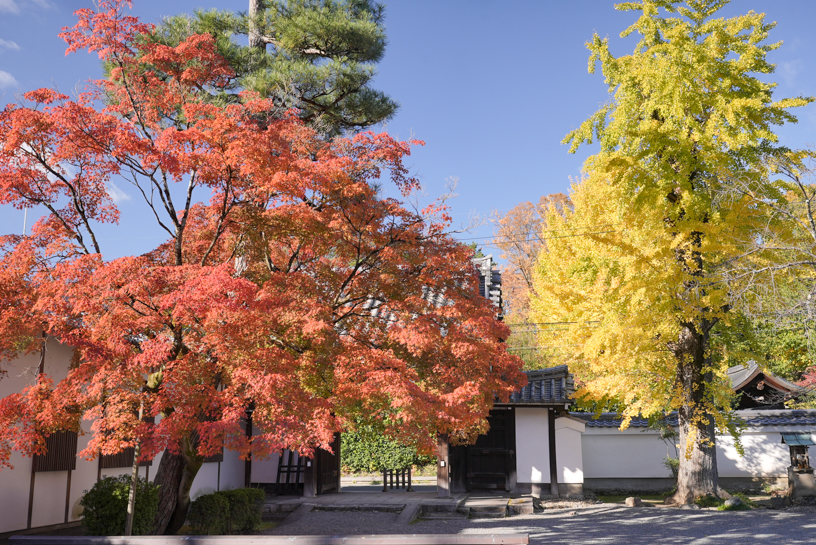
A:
585,476,788,495
720,476,787,492
514,482,583,497
0,521,82,540
584,477,674,494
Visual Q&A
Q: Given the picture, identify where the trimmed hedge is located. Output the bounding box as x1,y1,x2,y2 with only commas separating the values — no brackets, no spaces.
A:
80,475,159,536
188,488,265,535
187,492,229,535
342,428,434,473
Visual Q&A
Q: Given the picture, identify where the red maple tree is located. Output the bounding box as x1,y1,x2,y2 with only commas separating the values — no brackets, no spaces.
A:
0,0,525,533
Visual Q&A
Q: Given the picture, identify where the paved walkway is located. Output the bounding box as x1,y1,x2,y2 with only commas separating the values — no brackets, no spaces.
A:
264,485,537,528
265,503,816,544
265,487,468,513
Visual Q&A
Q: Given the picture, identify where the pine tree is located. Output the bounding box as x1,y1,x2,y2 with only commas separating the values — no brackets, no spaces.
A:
149,0,398,136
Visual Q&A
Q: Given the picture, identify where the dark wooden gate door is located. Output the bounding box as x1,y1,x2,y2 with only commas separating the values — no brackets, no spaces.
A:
315,432,341,494
466,408,516,491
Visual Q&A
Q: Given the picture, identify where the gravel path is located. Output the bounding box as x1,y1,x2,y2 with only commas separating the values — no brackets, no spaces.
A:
265,504,816,544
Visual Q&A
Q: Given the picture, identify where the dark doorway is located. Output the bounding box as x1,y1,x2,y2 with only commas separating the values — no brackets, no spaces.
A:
466,407,516,491
315,432,341,494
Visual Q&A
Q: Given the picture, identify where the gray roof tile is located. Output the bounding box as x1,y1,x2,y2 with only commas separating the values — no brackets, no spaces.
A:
574,409,816,428
504,365,574,405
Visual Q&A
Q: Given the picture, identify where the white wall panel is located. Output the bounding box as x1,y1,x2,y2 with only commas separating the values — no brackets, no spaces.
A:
220,448,246,491
555,417,585,484
718,433,795,477
514,407,550,484
30,471,68,528
582,430,671,479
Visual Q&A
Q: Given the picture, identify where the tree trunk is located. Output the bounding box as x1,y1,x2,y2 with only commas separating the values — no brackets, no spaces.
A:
151,450,185,535
249,0,266,51
165,452,201,535
150,438,203,536
666,325,728,505
125,403,144,536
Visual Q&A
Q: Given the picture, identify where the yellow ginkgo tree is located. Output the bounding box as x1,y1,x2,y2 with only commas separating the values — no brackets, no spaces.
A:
533,0,812,504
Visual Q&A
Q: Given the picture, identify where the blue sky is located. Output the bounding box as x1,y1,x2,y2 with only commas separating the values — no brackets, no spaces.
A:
1,0,815,261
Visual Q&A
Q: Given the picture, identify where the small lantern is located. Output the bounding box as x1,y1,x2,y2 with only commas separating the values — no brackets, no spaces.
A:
781,433,815,471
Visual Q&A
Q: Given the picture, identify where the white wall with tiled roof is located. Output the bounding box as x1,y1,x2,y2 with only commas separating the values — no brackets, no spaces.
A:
577,409,816,490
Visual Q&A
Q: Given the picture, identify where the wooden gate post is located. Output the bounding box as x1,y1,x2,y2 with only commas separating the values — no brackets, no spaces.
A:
303,456,317,498
548,408,558,496
436,434,450,498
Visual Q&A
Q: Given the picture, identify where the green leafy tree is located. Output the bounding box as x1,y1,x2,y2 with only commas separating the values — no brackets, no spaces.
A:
150,0,398,136
341,425,434,472
534,0,811,504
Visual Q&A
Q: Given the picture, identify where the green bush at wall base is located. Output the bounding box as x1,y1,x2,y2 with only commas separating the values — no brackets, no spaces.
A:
188,488,266,535
80,475,159,536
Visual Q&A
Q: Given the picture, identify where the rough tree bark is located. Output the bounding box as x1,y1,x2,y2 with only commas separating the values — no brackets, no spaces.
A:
151,450,185,535
151,436,204,535
666,325,729,505
248,0,266,51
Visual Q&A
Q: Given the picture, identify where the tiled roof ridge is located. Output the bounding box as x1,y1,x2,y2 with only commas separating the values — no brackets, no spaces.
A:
573,408,816,428
503,365,575,405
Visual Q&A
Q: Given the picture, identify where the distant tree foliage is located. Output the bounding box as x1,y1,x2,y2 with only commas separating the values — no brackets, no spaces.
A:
341,426,435,472
467,242,485,258
493,194,572,320
493,194,572,370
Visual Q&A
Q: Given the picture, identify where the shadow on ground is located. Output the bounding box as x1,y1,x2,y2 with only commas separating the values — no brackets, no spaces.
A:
267,504,816,544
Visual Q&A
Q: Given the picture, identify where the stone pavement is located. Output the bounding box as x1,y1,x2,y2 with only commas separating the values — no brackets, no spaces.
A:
265,485,536,527
265,488,465,515
264,503,816,544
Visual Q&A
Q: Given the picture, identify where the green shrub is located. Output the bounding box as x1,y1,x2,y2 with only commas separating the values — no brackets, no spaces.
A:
716,491,756,511
80,475,159,536
694,494,724,508
342,428,435,472
732,491,757,507
242,488,265,531
663,456,679,479
188,492,229,535
188,488,265,535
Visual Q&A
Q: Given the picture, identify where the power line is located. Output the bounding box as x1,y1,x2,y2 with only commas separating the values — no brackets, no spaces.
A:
455,229,619,245
507,321,601,326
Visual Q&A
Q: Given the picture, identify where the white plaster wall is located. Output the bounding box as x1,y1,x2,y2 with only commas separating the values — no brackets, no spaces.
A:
42,340,74,382
582,429,671,479
717,433,799,478
30,471,69,528
249,423,280,486
219,448,246,491
0,349,40,533
191,462,221,499
0,450,34,533
0,341,77,533
68,432,102,522
583,426,816,480
555,418,585,484
252,452,280,485
514,407,550,484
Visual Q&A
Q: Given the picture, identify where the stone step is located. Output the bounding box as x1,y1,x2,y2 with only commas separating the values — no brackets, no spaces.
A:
421,511,470,521
467,505,508,519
